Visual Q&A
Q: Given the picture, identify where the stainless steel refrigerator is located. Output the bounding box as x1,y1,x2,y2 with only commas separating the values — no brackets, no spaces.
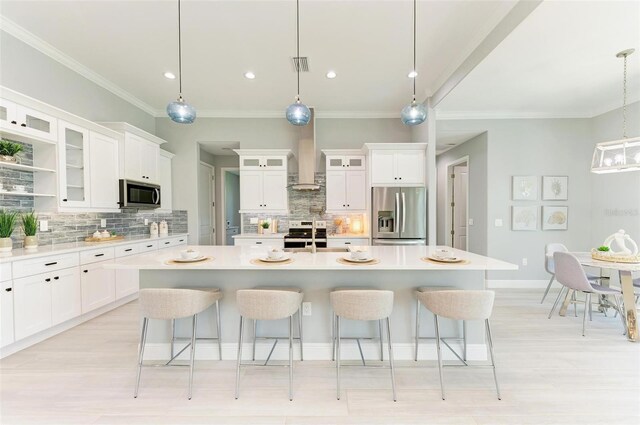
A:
371,187,426,245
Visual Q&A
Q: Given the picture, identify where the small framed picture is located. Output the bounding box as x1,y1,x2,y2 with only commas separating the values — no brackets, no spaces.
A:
512,176,538,201
512,206,538,231
542,176,568,200
542,206,568,230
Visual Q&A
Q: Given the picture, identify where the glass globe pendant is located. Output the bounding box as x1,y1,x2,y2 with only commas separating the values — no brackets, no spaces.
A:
286,96,311,126
167,95,196,124
401,96,427,126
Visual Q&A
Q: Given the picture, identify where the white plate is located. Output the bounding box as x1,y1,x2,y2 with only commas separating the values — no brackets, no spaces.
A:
172,256,207,263
259,256,290,263
428,256,464,263
342,256,375,263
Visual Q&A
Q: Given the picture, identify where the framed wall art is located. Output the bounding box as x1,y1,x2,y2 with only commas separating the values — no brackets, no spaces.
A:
512,205,538,231
542,176,568,200
512,176,538,201
542,206,568,230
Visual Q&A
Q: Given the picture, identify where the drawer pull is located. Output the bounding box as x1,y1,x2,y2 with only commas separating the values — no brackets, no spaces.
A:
83,270,88,273
45,262,58,266
45,278,51,282
344,242,351,244
146,245,153,248
125,248,133,252
5,287,12,292
54,276,59,280
94,253,105,257
179,239,184,242
256,242,262,245
164,241,170,245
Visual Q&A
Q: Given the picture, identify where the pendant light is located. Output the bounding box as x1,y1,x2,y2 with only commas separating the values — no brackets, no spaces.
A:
166,0,196,124
591,49,640,174
285,0,311,126
400,0,427,126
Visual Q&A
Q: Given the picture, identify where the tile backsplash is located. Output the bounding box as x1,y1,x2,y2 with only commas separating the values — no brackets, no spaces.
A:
0,141,35,210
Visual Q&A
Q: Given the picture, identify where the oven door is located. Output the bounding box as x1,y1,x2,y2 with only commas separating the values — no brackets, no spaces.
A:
119,180,161,209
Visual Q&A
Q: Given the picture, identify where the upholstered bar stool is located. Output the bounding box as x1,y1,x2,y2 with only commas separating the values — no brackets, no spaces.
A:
414,287,467,363
251,286,304,363
134,288,223,400
330,289,396,402
331,286,383,364
235,289,303,401
418,290,500,400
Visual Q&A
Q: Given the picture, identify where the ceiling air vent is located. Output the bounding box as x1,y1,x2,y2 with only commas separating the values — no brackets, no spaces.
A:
292,56,309,72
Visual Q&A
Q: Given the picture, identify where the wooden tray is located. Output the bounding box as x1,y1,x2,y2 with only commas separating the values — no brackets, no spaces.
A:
591,251,640,264
84,235,125,243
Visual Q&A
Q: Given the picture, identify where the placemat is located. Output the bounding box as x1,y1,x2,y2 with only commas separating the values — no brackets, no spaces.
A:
336,258,380,266
250,258,294,266
165,257,214,265
421,257,470,265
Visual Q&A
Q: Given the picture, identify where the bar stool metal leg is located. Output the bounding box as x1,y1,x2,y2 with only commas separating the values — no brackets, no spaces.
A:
336,316,341,400
331,313,336,361
298,310,304,361
235,316,244,399
378,320,384,361
170,318,176,361
216,300,222,360
462,320,467,362
289,315,294,401
414,298,421,361
485,319,501,400
386,317,397,402
434,314,445,400
188,314,197,400
134,317,149,398
252,319,257,361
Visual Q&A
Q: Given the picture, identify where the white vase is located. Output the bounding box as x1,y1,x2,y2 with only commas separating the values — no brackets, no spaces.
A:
24,235,38,250
0,237,12,252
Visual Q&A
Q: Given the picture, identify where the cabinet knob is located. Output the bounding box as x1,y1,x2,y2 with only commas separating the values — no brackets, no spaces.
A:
45,278,51,282
20,123,26,127
54,276,59,280
10,120,17,125
343,204,345,207
83,270,88,273
394,177,398,180
399,177,402,180
62,199,68,202
5,287,12,292
347,204,350,207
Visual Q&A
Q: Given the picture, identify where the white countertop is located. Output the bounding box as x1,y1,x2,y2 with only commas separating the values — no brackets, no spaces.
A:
108,245,518,271
327,233,370,239
232,233,285,239
0,233,189,263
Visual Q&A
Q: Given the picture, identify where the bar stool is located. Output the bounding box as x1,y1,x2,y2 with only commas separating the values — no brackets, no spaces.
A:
414,286,466,363
235,289,303,401
418,289,500,400
171,288,223,361
330,289,396,402
134,288,223,399
331,286,383,363
251,286,303,363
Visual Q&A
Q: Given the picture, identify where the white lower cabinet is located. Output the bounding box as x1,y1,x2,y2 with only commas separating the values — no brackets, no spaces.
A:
51,268,81,326
115,268,139,299
81,260,116,313
13,274,53,340
1,280,14,347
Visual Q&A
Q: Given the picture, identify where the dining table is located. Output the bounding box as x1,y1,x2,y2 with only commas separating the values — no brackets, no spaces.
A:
558,252,639,342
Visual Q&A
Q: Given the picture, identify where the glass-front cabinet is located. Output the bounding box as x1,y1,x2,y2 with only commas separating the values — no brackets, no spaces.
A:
58,121,91,208
0,99,58,143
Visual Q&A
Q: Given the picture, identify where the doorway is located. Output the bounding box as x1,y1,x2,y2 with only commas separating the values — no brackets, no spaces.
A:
446,157,469,250
198,161,215,245
221,168,240,245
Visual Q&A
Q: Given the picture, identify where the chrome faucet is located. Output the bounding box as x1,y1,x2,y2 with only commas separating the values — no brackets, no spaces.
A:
310,219,317,254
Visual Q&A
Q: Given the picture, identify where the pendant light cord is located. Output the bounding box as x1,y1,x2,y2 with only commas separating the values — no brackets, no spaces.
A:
623,53,627,138
412,0,416,101
296,0,300,99
178,0,183,97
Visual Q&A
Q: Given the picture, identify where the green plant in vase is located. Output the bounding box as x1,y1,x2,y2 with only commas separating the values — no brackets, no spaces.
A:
0,209,18,252
261,221,271,234
597,246,610,252
0,139,23,163
21,211,38,250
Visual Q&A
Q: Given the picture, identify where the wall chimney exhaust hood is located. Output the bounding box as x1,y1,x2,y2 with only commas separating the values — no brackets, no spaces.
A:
290,108,321,191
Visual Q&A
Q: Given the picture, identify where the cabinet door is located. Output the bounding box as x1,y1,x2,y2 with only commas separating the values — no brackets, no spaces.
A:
13,274,52,340
81,260,116,313
89,132,119,209
58,121,91,208
140,140,159,183
159,155,173,211
370,151,396,185
1,280,14,347
262,171,288,211
396,150,424,184
115,267,139,299
239,170,263,211
325,156,345,170
345,170,366,210
0,98,17,128
326,171,347,210
15,105,58,142
240,156,263,170
51,268,81,326
262,156,286,170
124,134,143,180
346,156,365,170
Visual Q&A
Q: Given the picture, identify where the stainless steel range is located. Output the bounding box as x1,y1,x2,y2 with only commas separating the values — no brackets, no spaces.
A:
284,220,327,248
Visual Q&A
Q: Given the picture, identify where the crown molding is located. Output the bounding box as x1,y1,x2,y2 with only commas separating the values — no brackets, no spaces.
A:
0,16,158,117
435,110,592,120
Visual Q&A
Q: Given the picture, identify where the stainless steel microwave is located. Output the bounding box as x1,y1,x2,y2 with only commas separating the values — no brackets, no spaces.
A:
118,179,161,209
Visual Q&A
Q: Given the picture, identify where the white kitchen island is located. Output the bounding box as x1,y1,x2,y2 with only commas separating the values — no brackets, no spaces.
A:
110,245,517,361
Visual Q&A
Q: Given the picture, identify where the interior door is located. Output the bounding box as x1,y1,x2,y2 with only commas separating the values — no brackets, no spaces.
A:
198,162,215,245
452,165,468,250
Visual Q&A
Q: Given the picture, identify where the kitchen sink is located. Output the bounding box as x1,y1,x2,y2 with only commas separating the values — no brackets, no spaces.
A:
284,247,350,253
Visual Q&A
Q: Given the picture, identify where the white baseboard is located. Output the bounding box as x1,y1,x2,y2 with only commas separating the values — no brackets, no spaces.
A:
0,293,138,359
143,340,488,362
487,279,549,289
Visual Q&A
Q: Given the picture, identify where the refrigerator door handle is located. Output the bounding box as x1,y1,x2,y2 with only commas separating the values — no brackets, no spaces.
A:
395,192,400,232
402,192,406,233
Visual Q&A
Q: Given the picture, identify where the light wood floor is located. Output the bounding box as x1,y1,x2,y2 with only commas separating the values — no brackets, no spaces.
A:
1,289,639,425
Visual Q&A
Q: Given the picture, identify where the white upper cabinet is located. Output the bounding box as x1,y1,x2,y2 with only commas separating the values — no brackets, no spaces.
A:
0,98,58,143
89,132,119,209
325,155,365,170
323,151,367,212
236,150,291,213
366,144,426,186
240,155,287,170
159,150,174,211
58,121,91,208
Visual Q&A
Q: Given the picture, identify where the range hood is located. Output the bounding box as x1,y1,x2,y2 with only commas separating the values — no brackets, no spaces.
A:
290,108,321,191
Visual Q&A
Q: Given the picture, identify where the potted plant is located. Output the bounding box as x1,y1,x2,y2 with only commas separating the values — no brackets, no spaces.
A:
0,139,23,163
597,246,611,256
261,221,271,234
0,209,18,252
21,211,38,250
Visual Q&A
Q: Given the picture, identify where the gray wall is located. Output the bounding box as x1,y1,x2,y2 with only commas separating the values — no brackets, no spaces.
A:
436,132,488,255
224,172,240,229
0,31,155,133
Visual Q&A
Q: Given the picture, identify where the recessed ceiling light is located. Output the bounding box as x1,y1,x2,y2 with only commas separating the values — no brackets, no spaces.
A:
244,71,256,79
408,71,418,78
164,72,176,80
326,71,337,79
